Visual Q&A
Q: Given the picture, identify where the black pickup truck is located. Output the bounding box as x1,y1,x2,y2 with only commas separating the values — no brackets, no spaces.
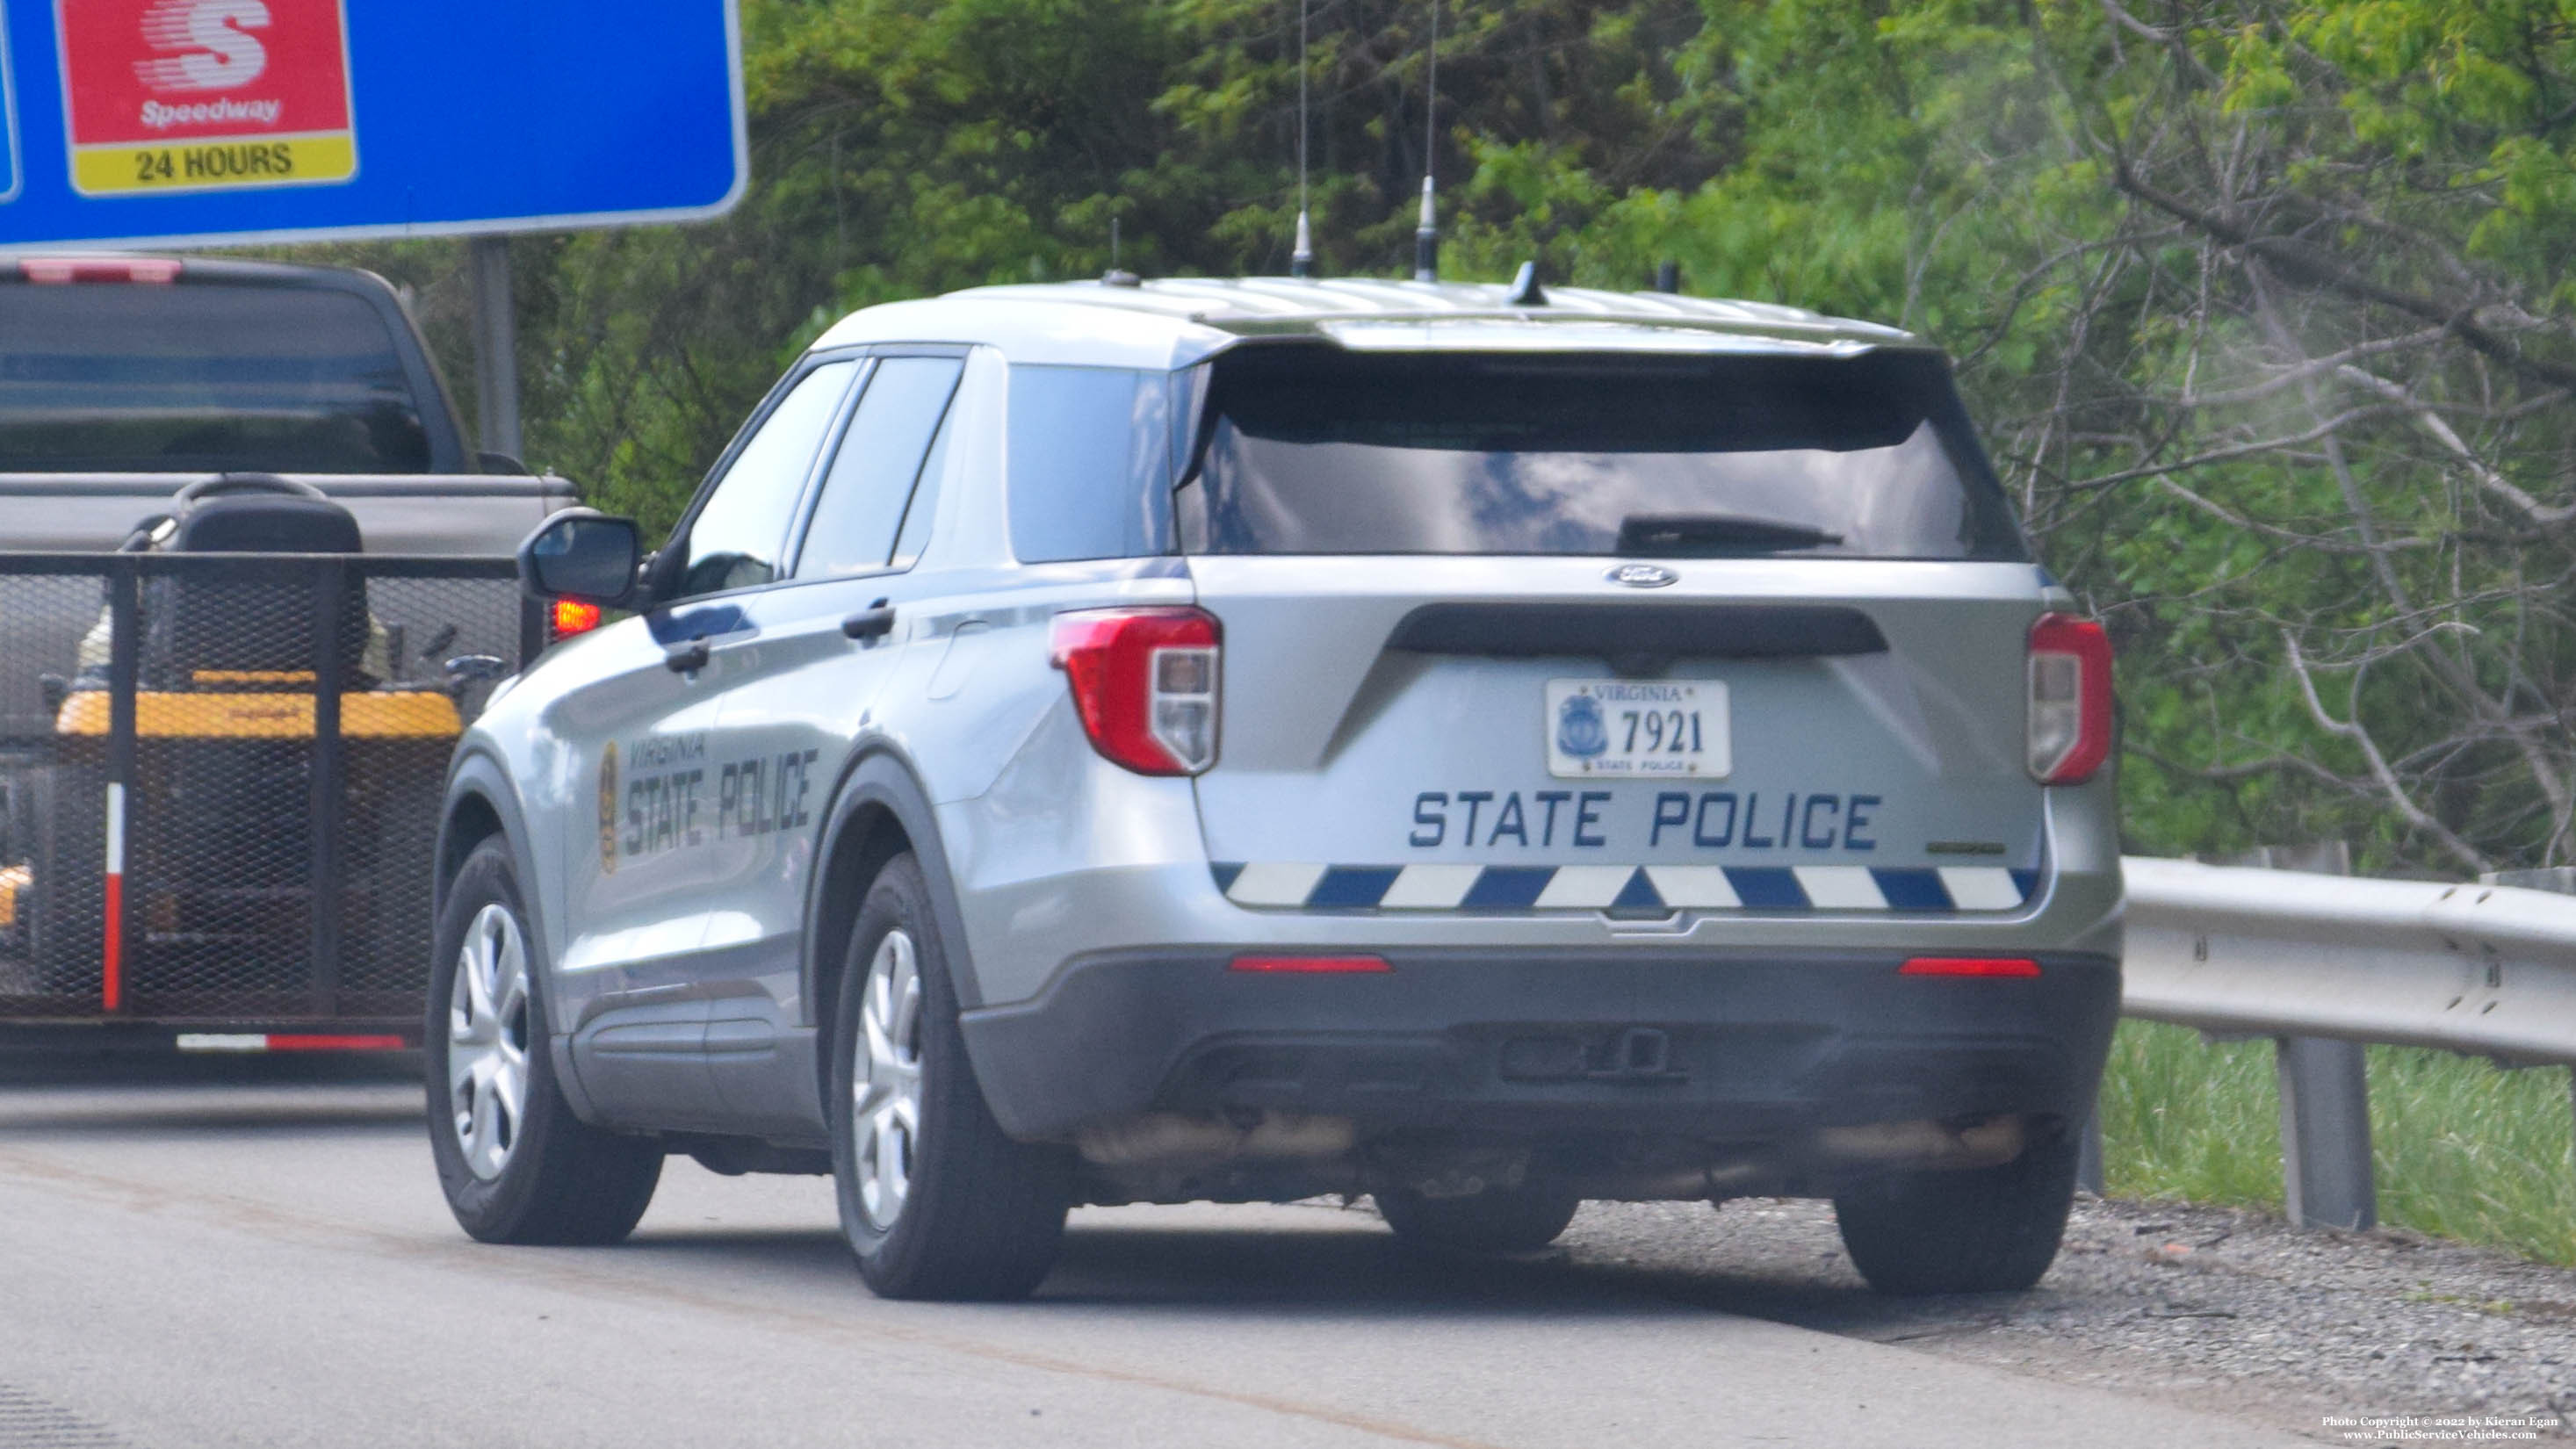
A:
0,255,577,1044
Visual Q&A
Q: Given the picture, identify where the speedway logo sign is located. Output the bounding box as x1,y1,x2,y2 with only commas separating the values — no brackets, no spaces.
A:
55,0,356,196
0,1,741,250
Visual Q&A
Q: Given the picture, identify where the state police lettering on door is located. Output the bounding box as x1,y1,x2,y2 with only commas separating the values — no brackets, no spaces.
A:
613,738,819,859
718,750,818,838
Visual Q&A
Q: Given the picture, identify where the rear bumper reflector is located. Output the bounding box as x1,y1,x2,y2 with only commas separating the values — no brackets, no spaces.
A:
1229,955,1393,975
1898,957,2042,978
177,1033,411,1053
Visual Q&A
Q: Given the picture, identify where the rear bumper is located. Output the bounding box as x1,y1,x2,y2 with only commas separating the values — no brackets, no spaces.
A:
958,947,2120,1143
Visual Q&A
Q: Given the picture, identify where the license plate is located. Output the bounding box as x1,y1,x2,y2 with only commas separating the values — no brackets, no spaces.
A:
1546,679,1729,779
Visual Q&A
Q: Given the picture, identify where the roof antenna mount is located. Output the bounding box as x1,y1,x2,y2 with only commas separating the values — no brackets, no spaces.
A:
1103,215,1140,286
1506,259,1546,306
1414,178,1439,284
1289,0,1315,279
1413,0,1440,283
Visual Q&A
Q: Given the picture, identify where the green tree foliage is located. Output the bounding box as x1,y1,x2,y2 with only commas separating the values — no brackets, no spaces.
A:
301,0,2576,872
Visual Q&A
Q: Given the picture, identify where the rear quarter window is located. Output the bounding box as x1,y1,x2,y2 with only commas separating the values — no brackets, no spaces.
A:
1006,364,1175,563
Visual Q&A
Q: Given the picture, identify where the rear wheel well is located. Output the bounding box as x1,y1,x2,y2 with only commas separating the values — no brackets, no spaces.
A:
812,804,912,1100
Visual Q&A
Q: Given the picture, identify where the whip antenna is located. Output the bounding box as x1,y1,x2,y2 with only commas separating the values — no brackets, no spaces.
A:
1413,0,1440,282
1290,0,1314,278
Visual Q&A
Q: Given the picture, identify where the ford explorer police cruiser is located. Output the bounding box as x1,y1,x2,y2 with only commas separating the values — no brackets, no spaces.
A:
427,277,2122,1302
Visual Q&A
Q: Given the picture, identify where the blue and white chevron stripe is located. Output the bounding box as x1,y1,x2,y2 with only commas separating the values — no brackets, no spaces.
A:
1210,861,2038,913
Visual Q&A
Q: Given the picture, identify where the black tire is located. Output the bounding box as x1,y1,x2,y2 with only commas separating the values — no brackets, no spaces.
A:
1376,1180,1583,1254
28,765,104,997
426,836,662,1245
830,853,1071,1301
1832,1128,2079,1295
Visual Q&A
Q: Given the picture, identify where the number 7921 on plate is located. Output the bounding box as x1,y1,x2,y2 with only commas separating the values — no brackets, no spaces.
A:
1545,679,1730,780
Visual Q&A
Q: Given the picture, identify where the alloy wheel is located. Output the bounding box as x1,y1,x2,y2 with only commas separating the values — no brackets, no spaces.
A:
448,903,531,1180
852,928,925,1229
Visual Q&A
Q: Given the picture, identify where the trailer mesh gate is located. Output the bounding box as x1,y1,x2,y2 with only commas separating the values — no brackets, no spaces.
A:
0,553,532,1027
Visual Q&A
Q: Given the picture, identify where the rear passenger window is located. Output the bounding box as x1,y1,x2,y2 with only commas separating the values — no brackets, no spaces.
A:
1007,365,1174,563
678,361,855,597
796,357,963,578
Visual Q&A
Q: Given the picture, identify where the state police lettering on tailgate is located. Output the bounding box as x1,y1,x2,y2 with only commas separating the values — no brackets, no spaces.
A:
1409,789,1881,851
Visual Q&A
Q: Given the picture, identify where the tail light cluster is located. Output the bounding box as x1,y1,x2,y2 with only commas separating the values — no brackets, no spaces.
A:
1050,607,1221,775
2027,612,2112,784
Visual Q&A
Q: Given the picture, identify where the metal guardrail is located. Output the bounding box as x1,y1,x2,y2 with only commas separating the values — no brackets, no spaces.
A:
2124,856,2576,1066
2114,854,2576,1230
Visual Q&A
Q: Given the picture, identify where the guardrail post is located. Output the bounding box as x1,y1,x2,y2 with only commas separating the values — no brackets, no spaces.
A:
2219,843,2378,1230
2276,1034,2376,1229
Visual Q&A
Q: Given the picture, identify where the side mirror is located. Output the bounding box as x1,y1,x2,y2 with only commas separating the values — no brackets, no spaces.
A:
519,509,640,606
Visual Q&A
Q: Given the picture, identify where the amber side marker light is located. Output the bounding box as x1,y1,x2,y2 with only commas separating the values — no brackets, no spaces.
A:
1230,955,1392,975
1899,956,2041,978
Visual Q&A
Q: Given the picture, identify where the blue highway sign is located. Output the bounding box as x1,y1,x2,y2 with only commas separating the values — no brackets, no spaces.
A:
0,0,743,248
1,4,20,205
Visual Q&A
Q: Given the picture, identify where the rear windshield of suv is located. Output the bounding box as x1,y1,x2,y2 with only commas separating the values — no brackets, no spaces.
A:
1175,347,2027,560
0,282,431,473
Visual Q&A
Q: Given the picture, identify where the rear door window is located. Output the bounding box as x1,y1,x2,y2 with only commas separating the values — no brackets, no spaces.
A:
0,282,430,472
1175,348,2027,561
793,356,963,578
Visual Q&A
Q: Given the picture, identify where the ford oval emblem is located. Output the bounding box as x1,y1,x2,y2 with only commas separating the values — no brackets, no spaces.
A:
1607,564,1678,588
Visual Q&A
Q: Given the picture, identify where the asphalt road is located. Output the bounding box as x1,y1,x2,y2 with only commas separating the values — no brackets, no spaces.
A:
0,1057,2312,1449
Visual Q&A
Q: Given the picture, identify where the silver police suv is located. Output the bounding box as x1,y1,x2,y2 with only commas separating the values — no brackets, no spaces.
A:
428,278,2122,1301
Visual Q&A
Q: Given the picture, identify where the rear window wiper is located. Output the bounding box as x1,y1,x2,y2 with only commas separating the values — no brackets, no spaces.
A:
1616,513,1844,556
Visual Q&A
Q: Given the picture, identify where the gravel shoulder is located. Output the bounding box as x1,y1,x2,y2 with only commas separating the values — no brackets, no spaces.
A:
1526,1193,2576,1445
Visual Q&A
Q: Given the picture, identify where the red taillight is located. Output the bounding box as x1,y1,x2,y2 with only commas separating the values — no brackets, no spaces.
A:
18,257,182,285
1230,955,1391,974
551,598,603,640
1899,956,2041,977
2027,613,2112,783
1051,607,1220,775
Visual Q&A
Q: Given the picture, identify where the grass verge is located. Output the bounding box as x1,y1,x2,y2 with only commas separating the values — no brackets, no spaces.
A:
2097,1019,2576,1266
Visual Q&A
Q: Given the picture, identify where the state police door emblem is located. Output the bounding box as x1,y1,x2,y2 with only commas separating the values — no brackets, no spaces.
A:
1556,692,1609,758
597,741,619,875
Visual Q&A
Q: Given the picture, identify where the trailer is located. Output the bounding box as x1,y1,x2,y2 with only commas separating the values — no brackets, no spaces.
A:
0,479,570,1044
